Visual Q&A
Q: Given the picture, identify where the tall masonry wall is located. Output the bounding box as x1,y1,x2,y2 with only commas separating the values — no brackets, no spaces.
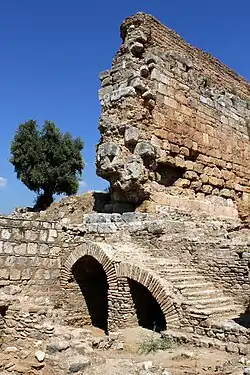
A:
97,12,250,217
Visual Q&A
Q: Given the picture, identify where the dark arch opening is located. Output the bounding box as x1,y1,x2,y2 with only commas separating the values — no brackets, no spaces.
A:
72,255,108,333
128,278,166,332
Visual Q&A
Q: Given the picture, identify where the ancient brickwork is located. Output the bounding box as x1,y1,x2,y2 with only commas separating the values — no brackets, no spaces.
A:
0,215,179,348
97,13,250,216
0,217,61,291
0,217,63,347
0,213,250,354
60,242,138,332
60,213,250,354
65,212,250,305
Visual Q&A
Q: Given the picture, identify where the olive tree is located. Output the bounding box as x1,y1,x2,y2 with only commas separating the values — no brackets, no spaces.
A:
10,120,84,210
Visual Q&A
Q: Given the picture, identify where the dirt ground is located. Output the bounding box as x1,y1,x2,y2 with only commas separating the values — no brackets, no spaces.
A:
0,326,245,375
85,327,244,375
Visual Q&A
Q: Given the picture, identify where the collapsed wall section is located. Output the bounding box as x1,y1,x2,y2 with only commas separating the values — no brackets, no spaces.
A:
97,12,250,217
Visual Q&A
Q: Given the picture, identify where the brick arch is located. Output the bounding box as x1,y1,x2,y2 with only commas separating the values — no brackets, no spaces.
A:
60,241,116,288
116,262,180,328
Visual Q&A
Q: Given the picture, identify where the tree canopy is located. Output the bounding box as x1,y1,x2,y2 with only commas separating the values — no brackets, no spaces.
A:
10,120,84,210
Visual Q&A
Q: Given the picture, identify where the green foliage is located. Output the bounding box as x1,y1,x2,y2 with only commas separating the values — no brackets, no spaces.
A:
138,333,174,355
10,120,84,209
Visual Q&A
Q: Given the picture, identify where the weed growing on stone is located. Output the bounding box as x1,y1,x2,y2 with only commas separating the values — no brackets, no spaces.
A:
138,333,174,355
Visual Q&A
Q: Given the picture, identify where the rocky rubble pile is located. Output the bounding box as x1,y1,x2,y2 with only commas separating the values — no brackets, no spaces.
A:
0,324,176,375
9,192,110,224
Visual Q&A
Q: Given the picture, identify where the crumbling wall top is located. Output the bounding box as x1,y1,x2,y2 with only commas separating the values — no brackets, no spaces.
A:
97,13,250,217
120,12,250,95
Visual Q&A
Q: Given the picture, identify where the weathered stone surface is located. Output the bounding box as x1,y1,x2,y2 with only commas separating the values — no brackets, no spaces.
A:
122,156,144,180
124,126,139,145
35,350,45,362
97,142,120,158
68,356,91,373
134,142,155,158
96,12,250,218
46,339,70,353
130,41,145,56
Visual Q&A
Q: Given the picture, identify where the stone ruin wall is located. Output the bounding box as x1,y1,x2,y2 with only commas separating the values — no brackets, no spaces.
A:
0,216,142,349
97,12,250,218
1,213,250,350
0,217,63,348
2,14,250,363
65,212,250,307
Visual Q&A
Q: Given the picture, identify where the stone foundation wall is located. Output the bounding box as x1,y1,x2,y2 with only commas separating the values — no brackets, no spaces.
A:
0,217,61,297
97,13,250,216
64,212,250,305
0,216,139,345
1,213,249,350
3,305,55,348
0,217,64,348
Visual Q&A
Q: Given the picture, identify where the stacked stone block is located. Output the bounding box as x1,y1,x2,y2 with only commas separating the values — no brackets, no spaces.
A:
97,13,250,216
0,213,249,354
0,217,61,293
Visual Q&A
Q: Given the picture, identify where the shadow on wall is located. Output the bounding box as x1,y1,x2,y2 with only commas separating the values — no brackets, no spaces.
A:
72,255,109,334
128,279,166,332
92,192,111,212
234,303,250,328
0,306,7,345
155,164,185,187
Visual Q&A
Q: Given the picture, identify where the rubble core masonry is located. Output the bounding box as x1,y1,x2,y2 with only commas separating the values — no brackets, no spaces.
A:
97,12,250,218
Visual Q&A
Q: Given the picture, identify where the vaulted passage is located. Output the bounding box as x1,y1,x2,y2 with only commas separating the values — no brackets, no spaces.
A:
72,255,108,333
128,279,166,332
0,305,7,341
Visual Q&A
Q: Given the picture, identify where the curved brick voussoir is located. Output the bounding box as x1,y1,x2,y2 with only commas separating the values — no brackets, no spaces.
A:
117,262,180,328
60,241,115,287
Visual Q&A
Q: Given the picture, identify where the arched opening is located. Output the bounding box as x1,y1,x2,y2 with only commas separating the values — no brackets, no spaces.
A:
72,255,108,333
128,279,166,332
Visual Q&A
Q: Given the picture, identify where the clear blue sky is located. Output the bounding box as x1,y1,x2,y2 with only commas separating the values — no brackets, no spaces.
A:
0,0,249,213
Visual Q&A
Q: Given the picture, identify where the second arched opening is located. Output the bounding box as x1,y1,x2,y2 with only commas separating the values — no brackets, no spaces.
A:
128,278,166,332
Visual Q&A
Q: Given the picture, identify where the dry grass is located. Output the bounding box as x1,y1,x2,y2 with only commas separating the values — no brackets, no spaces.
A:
138,332,175,354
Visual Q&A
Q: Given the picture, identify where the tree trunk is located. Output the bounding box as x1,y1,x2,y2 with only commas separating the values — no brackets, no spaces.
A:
34,189,53,211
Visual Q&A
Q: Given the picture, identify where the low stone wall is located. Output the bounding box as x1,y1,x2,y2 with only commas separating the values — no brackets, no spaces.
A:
170,320,250,355
0,217,64,350
63,212,165,235
0,217,62,298
3,304,55,348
